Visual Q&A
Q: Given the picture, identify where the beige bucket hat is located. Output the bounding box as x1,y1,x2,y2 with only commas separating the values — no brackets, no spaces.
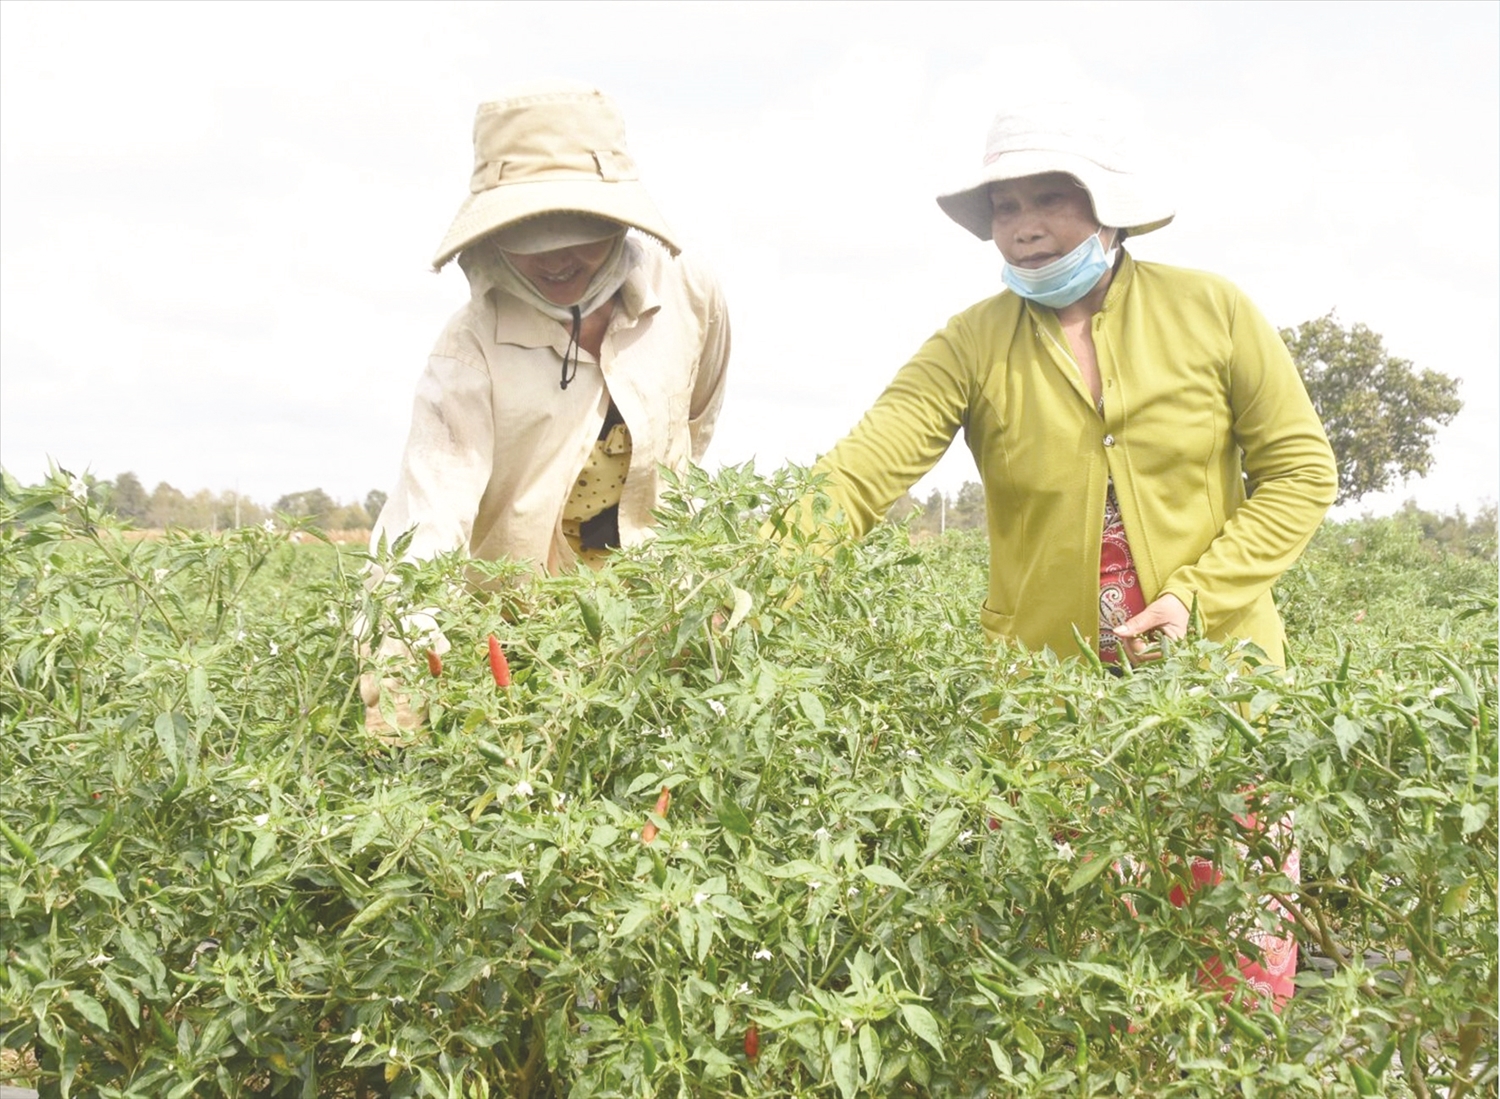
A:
937,103,1174,241
431,83,679,270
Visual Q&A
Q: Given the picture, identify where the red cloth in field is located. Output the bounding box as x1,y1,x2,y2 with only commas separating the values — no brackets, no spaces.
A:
1168,811,1300,1010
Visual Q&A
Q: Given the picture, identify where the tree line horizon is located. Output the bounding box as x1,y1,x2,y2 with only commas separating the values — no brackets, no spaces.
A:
11,313,1481,537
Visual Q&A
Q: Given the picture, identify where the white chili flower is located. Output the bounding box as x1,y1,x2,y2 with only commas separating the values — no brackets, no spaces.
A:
350,1028,363,1044
69,476,89,503
693,892,710,908
268,641,279,656
753,948,773,961
707,699,727,718
513,780,534,798
958,829,975,846
1055,841,1075,861
735,982,750,997
253,813,270,827
504,870,525,887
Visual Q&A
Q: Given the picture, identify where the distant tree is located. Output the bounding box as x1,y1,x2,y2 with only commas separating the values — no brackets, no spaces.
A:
364,489,388,524
1281,313,1461,505
1399,500,1498,561
950,481,986,530
885,492,919,525
328,503,373,531
108,472,149,524
274,488,337,528
919,489,947,537
146,482,190,528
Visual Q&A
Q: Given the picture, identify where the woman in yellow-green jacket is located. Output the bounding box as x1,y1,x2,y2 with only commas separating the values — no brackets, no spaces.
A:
811,104,1337,667
811,103,1336,1009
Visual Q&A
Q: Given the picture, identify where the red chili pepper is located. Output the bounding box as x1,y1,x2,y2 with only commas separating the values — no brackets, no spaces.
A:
487,634,511,688
987,816,1000,832
744,1023,760,1062
641,786,670,844
426,649,443,678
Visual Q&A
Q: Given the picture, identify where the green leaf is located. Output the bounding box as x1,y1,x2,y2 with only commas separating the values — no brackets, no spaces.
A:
615,903,654,939
69,990,109,1032
101,973,139,1028
350,811,384,856
1461,801,1490,835
850,793,904,812
1062,851,1122,893
920,807,964,861
81,876,125,902
715,800,752,837
154,712,181,772
437,956,489,993
797,691,827,728
901,1004,944,1056
725,585,753,632
858,1021,882,1084
987,1037,1013,1076
250,831,277,870
1332,714,1362,759
830,1037,859,1099
657,981,682,1050
1012,1019,1044,1061
343,892,403,937
858,864,910,892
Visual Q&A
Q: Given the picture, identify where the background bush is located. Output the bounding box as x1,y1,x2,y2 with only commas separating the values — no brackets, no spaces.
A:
1,467,1494,1098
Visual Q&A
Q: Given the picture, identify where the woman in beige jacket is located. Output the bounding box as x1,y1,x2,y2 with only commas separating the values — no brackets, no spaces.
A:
374,82,730,574
363,84,729,727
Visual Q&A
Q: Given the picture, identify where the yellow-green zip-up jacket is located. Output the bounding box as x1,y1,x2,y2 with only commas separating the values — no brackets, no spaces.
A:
813,254,1337,664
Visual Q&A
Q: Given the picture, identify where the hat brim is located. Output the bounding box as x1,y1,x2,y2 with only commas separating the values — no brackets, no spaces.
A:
936,150,1174,241
432,179,679,269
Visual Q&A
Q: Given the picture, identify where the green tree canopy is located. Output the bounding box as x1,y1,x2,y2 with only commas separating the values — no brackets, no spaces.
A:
106,471,149,523
273,488,337,527
1281,313,1461,505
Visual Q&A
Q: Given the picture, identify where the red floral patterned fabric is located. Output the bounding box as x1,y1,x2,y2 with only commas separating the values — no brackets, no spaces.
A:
1099,482,1147,664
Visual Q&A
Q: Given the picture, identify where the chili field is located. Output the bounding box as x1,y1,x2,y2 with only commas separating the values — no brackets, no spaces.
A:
1,467,1495,1097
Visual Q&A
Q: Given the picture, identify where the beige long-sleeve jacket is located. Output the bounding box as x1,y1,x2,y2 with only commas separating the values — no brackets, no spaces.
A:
373,238,730,572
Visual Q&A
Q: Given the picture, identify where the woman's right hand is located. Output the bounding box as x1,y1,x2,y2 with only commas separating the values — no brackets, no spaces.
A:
1113,593,1189,664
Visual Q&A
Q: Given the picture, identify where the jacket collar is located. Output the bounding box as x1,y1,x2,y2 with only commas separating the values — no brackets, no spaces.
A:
492,259,660,350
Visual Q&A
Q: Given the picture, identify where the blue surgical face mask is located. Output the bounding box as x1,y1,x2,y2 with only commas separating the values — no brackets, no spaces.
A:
1002,229,1117,308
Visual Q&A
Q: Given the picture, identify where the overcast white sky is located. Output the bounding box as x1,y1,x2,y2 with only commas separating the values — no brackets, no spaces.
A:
2,0,1496,519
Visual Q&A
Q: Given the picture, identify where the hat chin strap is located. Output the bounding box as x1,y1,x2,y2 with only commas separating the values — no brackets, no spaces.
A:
460,235,642,391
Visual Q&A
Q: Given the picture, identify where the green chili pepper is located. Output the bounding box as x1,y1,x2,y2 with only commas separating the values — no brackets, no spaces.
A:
577,593,603,643
0,817,37,865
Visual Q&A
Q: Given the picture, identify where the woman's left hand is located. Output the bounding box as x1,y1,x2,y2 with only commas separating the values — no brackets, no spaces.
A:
1113,593,1190,663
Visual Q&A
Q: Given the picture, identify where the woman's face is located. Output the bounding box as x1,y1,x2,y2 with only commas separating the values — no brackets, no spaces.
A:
989,172,1101,268
503,237,619,306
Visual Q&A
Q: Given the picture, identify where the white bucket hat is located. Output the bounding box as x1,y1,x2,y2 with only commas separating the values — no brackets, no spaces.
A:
431,83,679,270
936,103,1174,241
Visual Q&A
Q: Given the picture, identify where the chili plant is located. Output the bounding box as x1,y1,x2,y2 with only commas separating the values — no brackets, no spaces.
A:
0,465,1494,1098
